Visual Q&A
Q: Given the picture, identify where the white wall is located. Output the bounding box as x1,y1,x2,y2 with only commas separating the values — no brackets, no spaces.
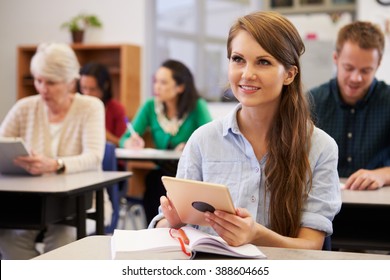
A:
0,0,146,120
357,0,390,83
288,13,352,90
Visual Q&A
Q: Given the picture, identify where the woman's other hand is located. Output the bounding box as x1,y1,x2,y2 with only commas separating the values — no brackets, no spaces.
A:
157,195,185,229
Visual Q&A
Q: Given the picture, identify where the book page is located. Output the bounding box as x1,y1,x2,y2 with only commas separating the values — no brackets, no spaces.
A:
112,228,179,251
111,228,193,260
183,227,266,259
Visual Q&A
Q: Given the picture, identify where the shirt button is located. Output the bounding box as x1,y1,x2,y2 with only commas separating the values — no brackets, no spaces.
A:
350,108,355,114
251,196,256,202
347,156,352,162
347,132,352,138
255,167,260,173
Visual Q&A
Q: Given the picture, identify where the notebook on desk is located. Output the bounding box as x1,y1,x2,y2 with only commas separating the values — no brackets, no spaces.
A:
0,137,31,175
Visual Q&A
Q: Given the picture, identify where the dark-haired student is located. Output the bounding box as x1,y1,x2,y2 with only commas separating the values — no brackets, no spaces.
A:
79,62,127,147
119,59,212,224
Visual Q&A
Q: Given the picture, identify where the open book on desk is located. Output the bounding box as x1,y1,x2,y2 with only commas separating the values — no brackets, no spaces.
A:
111,226,266,260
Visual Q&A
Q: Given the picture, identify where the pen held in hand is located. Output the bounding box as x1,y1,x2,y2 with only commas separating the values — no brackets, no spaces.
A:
124,117,137,135
124,117,145,149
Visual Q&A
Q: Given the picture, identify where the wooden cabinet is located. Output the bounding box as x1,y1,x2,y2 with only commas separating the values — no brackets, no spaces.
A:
17,44,141,119
264,0,356,15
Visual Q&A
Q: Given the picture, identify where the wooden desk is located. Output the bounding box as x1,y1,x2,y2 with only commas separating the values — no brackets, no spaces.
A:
115,148,182,161
332,185,390,251
33,235,390,260
0,171,132,239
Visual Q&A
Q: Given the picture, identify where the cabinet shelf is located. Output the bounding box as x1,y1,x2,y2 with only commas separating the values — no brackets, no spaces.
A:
17,44,141,119
265,0,356,15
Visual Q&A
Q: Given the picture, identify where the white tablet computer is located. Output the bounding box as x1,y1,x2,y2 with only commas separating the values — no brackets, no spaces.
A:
161,176,235,226
0,137,31,175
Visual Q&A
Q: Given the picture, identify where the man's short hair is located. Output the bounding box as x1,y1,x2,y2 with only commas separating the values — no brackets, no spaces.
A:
336,21,385,62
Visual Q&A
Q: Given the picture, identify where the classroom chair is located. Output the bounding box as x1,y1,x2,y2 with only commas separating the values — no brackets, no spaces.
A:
102,142,122,234
117,196,147,230
102,142,147,231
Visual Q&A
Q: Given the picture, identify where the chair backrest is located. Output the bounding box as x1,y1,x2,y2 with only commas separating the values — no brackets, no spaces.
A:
102,142,120,234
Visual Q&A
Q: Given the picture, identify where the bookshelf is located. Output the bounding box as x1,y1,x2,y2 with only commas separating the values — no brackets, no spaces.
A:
264,0,356,15
17,44,141,119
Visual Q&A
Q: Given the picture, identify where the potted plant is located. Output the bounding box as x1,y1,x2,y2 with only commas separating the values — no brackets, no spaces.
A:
61,13,103,43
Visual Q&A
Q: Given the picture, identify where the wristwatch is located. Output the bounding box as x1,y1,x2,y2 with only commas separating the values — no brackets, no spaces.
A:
56,158,66,174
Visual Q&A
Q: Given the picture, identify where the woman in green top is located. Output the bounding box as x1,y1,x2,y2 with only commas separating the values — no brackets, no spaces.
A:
119,59,212,223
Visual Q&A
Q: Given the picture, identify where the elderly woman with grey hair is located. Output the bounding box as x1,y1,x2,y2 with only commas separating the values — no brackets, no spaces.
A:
0,43,109,259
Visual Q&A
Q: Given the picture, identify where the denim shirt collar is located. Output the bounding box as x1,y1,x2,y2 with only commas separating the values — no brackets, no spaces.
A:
331,78,378,109
222,103,242,137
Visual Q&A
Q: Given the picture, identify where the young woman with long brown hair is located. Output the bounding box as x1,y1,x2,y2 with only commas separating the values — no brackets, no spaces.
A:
152,11,341,250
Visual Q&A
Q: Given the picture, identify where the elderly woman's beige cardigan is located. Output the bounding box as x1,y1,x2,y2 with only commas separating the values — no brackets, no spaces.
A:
0,93,105,173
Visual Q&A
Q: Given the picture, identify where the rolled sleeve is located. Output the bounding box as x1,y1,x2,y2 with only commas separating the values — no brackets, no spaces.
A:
301,128,342,235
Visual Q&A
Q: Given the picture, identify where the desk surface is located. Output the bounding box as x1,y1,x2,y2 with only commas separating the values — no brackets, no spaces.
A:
341,187,390,205
33,235,390,260
115,148,182,161
0,171,132,195
340,178,390,206
0,171,132,237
